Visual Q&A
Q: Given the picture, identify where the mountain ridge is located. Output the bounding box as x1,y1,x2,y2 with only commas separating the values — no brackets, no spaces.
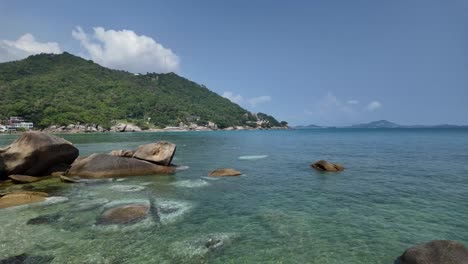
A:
0,52,285,129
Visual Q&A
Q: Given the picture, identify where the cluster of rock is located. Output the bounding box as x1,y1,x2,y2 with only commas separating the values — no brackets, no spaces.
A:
42,124,106,133
109,123,142,132
0,131,177,208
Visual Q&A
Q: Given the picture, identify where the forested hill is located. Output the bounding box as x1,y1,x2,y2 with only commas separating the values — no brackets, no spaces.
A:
0,52,282,129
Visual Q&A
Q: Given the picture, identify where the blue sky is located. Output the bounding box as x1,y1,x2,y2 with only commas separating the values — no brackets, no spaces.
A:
0,0,467,125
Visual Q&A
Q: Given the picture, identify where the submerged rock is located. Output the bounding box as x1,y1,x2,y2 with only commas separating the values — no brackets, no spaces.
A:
8,175,43,184
0,131,79,177
96,202,150,225
0,191,48,209
132,141,177,166
66,153,176,178
109,185,146,192
311,160,344,172
0,253,54,264
396,240,468,264
27,213,62,225
171,233,238,259
208,168,242,177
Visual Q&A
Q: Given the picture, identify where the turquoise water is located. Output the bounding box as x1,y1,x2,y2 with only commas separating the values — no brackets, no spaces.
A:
0,129,467,263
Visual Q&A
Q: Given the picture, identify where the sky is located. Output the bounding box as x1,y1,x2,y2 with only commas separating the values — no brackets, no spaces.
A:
0,0,467,126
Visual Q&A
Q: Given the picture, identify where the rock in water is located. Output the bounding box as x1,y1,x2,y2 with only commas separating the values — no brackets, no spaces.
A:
0,191,48,209
311,160,344,172
396,240,468,264
208,168,242,177
96,203,150,225
132,142,176,166
0,132,79,177
66,154,175,178
0,253,54,264
8,175,43,184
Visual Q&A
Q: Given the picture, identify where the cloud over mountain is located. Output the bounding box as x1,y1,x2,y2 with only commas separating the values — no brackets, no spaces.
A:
72,26,179,73
0,33,61,62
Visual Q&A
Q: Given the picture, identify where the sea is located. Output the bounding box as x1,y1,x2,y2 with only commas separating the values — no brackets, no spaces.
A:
0,128,467,263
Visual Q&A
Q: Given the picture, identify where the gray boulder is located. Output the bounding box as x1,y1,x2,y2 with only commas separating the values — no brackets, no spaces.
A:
66,153,175,178
133,141,176,166
0,132,79,177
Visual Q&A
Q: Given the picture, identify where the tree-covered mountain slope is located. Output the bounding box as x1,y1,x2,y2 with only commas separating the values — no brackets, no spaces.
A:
0,53,282,129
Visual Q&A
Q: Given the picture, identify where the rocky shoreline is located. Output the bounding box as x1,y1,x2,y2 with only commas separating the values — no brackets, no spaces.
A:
35,122,290,134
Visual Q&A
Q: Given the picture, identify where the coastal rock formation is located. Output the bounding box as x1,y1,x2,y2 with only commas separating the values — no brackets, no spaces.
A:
311,160,344,172
133,141,176,166
0,132,79,177
66,153,175,178
8,175,43,184
0,191,48,209
96,203,150,225
208,168,242,177
396,240,468,264
110,123,142,132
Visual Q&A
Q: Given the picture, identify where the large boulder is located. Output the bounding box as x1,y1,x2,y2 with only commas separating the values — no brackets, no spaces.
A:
66,153,175,178
208,168,242,177
311,160,344,172
0,191,48,209
132,142,176,166
396,240,468,264
0,132,79,177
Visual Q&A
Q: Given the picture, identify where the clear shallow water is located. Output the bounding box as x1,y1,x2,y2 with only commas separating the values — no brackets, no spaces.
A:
0,129,467,263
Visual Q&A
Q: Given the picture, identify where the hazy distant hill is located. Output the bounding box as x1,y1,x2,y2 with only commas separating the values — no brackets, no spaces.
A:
0,53,282,129
349,120,400,128
294,124,323,129
295,120,468,129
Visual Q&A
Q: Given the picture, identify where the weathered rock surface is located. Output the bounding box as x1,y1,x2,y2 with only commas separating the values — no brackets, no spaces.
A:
133,142,176,166
0,132,79,177
208,168,242,177
8,175,43,184
0,191,48,209
396,240,468,264
311,160,344,172
67,153,175,178
96,203,150,225
109,149,135,158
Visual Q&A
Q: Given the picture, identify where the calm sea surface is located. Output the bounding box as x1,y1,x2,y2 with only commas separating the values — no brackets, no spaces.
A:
1,129,467,263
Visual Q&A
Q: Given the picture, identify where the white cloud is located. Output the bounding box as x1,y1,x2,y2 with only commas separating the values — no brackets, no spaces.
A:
222,91,244,105
366,101,382,111
72,26,179,73
0,33,61,62
347,100,359,105
222,91,271,107
248,95,271,106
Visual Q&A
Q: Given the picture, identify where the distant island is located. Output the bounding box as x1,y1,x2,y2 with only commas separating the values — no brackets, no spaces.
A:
0,53,287,131
295,120,468,129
